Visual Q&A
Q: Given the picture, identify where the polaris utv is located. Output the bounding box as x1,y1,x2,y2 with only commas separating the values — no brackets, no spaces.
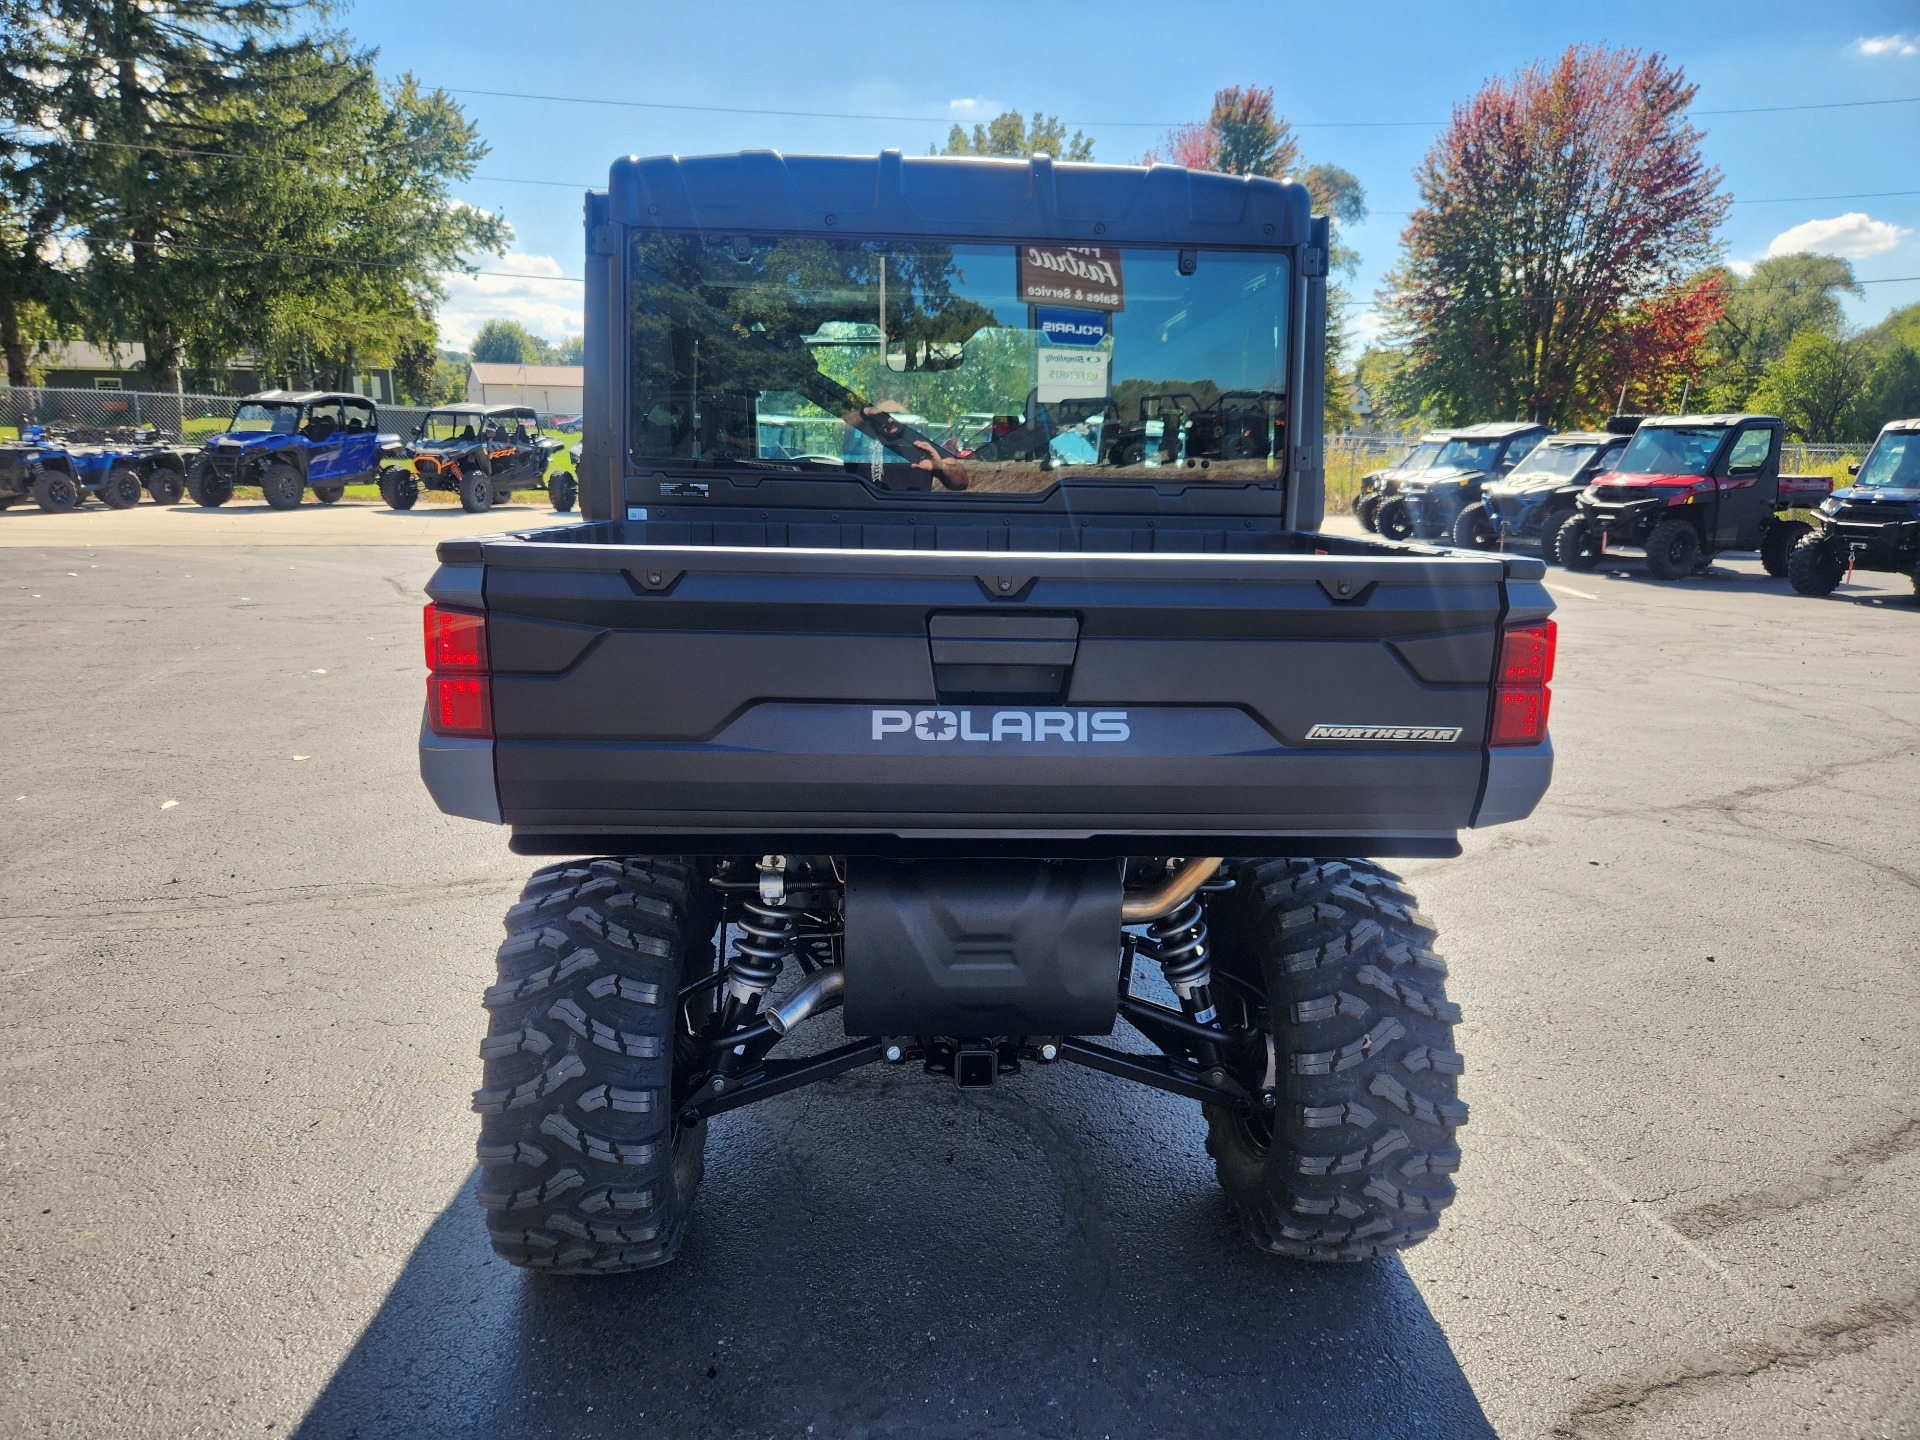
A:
1375,422,1549,542
1553,414,1831,579
0,427,86,511
1787,417,1920,599
186,391,393,509
421,150,1557,1274
393,403,573,513
1353,432,1445,532
1452,421,1634,554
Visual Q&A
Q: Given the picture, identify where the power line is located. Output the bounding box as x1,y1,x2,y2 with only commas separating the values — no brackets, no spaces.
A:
438,85,1920,131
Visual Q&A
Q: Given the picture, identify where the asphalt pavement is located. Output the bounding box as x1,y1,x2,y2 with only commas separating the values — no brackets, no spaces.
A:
0,522,1916,1439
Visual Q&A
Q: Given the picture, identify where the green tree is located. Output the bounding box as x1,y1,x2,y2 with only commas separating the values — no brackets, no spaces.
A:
1748,329,1878,441
1208,86,1299,179
554,334,584,365
0,0,87,387
1700,253,1860,409
937,111,1093,161
1852,343,1920,436
470,319,552,365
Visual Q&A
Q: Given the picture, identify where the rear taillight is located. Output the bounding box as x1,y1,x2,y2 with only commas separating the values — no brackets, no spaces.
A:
1490,619,1555,747
424,602,491,738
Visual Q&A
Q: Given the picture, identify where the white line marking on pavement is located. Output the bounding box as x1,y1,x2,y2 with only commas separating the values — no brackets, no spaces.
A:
1545,582,1599,600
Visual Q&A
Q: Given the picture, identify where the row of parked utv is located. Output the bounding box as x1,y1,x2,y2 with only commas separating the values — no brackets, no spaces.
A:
1353,411,1920,598
0,390,582,516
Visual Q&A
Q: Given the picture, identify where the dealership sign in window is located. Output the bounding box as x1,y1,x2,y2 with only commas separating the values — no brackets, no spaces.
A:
1018,246,1126,311
1036,347,1111,404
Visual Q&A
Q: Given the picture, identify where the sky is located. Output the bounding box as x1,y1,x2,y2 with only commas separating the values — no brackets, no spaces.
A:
338,0,1920,352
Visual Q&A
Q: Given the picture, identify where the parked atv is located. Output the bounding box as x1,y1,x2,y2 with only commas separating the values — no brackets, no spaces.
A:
1453,421,1633,554
1353,432,1445,532
395,404,572,513
1553,414,1831,580
187,391,391,508
1376,422,1550,542
68,425,194,508
0,427,86,512
1787,417,1920,599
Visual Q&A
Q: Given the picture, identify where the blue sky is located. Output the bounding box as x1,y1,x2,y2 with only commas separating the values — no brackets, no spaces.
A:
340,0,1920,350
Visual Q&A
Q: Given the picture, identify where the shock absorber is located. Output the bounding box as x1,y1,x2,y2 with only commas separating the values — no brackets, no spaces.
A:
1148,890,1222,1070
724,857,797,1020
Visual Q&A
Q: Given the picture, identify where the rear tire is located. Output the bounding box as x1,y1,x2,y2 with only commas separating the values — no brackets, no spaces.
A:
1451,501,1498,550
1204,859,1466,1261
145,470,184,505
474,858,714,1273
186,458,233,507
1376,496,1415,542
1643,518,1701,581
1553,514,1600,570
312,483,345,505
1787,533,1845,596
99,464,144,509
32,470,79,513
1760,520,1808,578
378,471,420,510
1354,492,1381,532
458,468,494,513
548,471,577,513
260,462,304,510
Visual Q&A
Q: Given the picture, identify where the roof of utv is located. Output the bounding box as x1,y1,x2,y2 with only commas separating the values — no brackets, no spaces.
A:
241,390,370,406
425,403,534,416
1880,417,1920,433
603,149,1314,248
1446,421,1549,440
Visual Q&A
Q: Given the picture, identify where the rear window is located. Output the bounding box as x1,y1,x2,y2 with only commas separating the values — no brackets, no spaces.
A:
626,232,1292,497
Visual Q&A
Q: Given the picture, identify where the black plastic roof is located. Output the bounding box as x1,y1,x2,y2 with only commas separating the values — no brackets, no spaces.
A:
603,150,1313,249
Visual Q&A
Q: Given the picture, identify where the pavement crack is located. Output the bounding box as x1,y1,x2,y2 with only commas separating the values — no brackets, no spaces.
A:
1551,1286,1920,1439
1666,1114,1920,1240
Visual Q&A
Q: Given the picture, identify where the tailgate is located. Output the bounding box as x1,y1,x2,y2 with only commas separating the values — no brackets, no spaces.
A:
442,536,1548,852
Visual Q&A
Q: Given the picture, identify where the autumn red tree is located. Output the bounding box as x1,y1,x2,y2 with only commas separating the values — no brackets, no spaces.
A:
1383,46,1730,426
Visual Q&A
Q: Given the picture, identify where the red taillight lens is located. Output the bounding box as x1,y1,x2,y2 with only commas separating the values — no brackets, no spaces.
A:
424,603,488,673
1497,621,1556,688
429,674,492,737
1490,685,1550,746
1490,618,1555,747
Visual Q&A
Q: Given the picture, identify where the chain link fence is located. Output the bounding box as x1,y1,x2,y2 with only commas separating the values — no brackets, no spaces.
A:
0,386,582,445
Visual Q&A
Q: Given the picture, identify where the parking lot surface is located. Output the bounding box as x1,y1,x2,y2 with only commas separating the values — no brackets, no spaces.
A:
1,525,1916,1439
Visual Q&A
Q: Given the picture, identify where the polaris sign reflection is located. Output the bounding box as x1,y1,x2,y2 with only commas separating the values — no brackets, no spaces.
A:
872,708,1131,742
1036,307,1107,348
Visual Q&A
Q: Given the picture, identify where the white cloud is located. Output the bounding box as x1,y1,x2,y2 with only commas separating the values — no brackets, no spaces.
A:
436,251,583,349
1726,258,1755,277
948,96,1005,117
1765,212,1906,259
1855,34,1918,56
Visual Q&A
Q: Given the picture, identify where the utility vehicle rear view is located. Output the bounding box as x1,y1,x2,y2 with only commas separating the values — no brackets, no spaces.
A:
419,151,1556,1273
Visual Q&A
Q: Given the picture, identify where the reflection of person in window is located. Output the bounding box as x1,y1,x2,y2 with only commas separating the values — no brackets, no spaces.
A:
842,400,968,490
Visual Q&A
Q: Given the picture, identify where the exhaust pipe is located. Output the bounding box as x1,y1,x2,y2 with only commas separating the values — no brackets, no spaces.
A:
1121,857,1223,923
764,967,845,1036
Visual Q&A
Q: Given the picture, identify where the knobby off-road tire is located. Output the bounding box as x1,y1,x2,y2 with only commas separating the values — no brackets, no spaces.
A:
458,468,495,513
1553,514,1600,570
32,469,79,513
1644,518,1703,580
1760,519,1808,578
1787,532,1845,596
186,458,232,507
145,469,185,505
311,483,345,505
548,471,577,513
260,461,304,510
1354,491,1382,532
377,470,419,510
99,464,144,509
473,857,715,1273
1375,496,1416,542
1451,501,1498,550
1203,859,1467,1261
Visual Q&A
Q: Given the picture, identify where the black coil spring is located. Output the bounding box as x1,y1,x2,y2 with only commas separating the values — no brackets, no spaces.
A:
1148,894,1210,991
729,896,797,993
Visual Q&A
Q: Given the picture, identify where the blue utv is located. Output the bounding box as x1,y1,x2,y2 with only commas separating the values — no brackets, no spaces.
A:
186,391,397,508
0,427,85,512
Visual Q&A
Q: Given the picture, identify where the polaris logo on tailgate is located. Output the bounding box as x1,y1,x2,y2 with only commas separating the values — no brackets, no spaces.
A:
1306,723,1463,743
872,708,1130,742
